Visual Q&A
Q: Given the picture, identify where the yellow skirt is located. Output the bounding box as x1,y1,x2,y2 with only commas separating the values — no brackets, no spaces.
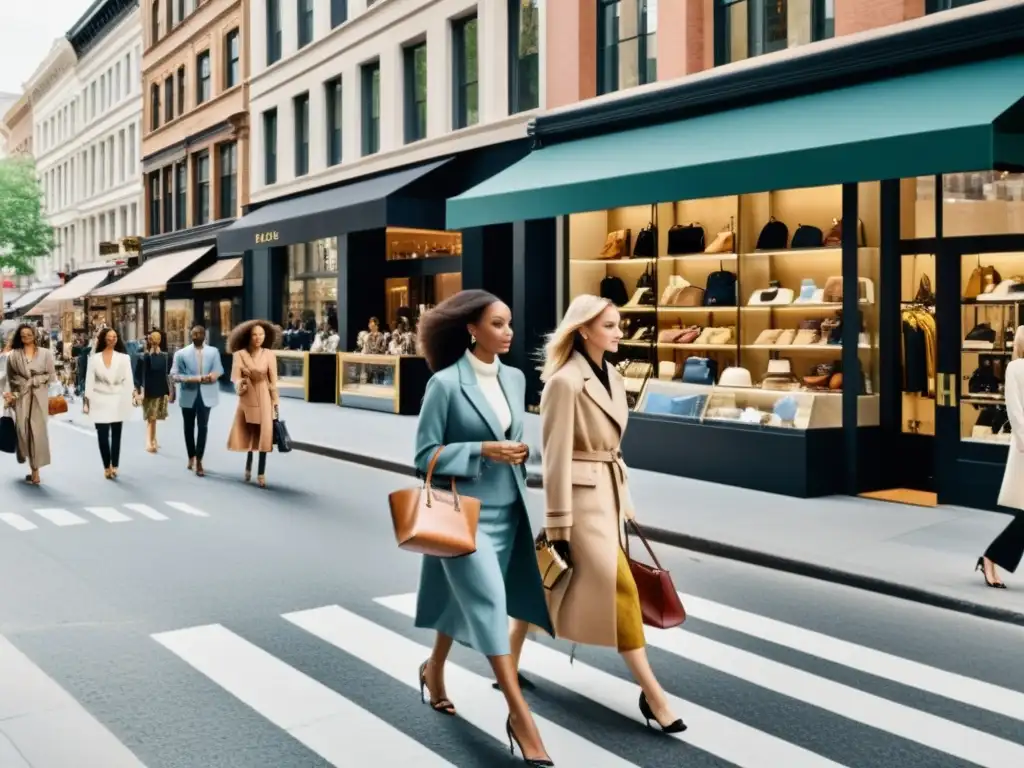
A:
616,548,645,651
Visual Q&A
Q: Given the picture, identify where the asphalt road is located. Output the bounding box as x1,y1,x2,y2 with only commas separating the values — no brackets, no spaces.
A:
1,407,1024,768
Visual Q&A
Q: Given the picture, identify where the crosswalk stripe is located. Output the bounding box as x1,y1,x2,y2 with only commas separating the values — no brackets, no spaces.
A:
123,504,169,521
375,594,842,768
153,624,451,767
0,513,37,531
84,507,133,523
645,627,1024,767
285,605,638,768
32,508,88,527
164,502,209,518
680,592,1024,722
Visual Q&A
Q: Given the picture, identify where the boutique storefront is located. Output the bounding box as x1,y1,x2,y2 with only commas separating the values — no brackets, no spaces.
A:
445,1,1024,511
217,142,533,413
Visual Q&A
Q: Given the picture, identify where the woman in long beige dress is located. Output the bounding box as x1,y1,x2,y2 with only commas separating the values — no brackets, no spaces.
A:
227,319,280,488
3,324,56,485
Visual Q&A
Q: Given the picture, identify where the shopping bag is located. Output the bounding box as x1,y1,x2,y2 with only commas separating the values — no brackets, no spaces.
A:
273,419,292,453
0,413,17,454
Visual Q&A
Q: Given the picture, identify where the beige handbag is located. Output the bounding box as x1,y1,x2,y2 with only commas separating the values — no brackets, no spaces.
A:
389,446,481,557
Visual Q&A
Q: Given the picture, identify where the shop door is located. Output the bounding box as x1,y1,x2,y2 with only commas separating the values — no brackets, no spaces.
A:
934,243,1018,506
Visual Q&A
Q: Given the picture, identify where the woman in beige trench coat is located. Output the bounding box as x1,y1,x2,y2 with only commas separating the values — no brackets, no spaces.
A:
504,295,685,734
3,324,56,485
227,319,280,488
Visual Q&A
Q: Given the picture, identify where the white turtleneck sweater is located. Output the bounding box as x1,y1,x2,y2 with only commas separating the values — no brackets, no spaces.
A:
465,350,512,433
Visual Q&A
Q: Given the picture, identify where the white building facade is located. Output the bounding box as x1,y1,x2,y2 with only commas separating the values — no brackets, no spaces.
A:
247,0,544,202
29,0,143,282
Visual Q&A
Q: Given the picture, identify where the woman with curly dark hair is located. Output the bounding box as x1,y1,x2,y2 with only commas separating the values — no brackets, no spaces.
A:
413,290,555,766
3,323,56,484
226,319,280,488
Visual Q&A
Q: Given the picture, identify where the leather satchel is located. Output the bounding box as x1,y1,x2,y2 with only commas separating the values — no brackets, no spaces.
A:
535,531,570,590
624,520,686,629
48,396,68,416
389,446,481,558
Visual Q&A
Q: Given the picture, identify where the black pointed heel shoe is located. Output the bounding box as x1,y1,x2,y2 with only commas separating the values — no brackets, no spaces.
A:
639,692,687,734
976,557,1007,589
505,715,554,766
418,660,456,715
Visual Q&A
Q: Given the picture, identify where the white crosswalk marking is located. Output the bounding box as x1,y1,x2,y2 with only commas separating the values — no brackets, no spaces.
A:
152,624,452,766
0,513,37,531
31,508,88,527
164,502,209,518
84,507,133,523
373,594,841,768
680,592,1024,722
285,604,637,768
123,504,169,521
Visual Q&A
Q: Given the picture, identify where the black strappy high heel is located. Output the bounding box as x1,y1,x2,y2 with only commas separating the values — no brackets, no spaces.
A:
639,692,687,734
976,557,1007,589
417,660,456,716
505,715,553,766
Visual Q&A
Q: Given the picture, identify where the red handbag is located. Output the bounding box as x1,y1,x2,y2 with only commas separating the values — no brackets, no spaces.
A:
624,520,686,629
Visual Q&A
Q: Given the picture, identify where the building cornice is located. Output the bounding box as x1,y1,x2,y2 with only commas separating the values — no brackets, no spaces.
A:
24,40,77,106
141,114,247,171
141,219,235,257
530,0,1024,147
67,0,139,58
2,93,31,126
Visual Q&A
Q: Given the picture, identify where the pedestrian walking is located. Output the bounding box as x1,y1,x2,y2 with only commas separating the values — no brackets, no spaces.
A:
84,327,135,480
506,294,686,735
413,290,555,766
135,328,173,454
172,325,223,477
227,319,280,489
978,325,1024,588
3,324,56,485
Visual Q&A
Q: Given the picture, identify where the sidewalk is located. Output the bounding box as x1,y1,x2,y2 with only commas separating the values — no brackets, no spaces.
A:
104,394,1024,626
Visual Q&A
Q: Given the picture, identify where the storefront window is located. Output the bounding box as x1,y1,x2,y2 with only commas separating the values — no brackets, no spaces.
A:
716,0,834,65
567,186,880,428
508,0,539,114
598,0,657,96
110,298,140,344
283,238,339,343
164,299,193,353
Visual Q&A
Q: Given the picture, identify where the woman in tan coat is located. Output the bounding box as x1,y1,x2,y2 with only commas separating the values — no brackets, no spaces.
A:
506,295,685,734
227,319,280,488
3,324,56,485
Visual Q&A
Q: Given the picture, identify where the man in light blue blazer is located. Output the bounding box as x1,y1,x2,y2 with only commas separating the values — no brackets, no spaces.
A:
171,325,224,476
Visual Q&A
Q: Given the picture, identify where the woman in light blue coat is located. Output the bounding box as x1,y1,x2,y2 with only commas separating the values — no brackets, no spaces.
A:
414,290,555,767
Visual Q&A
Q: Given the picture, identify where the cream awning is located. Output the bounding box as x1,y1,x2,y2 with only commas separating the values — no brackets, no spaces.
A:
91,247,212,297
192,257,242,290
9,287,54,314
30,269,111,315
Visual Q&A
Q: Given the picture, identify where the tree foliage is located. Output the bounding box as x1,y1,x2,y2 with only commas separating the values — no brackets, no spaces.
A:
0,155,53,275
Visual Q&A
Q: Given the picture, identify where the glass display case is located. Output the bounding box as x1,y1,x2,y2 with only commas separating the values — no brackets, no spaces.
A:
276,350,308,399
338,353,400,413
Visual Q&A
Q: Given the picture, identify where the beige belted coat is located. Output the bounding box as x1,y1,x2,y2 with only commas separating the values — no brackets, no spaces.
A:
541,351,636,647
228,349,279,453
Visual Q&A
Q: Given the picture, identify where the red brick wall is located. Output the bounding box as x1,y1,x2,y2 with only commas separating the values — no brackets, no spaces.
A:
545,0,597,109
658,0,708,80
836,0,926,37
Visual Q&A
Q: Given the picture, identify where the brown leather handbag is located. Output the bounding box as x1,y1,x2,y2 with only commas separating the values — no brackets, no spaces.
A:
624,520,686,629
389,446,481,558
48,396,68,416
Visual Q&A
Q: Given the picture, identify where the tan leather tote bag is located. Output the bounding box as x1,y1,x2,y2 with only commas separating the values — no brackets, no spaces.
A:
389,446,481,557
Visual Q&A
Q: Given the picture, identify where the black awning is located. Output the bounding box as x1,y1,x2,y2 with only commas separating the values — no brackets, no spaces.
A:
217,158,451,255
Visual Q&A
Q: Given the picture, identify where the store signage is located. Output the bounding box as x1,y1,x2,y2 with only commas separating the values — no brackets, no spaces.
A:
121,237,141,252
255,231,280,244
98,241,120,256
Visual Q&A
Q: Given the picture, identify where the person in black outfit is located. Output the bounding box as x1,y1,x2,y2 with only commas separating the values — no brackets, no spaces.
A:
135,329,172,453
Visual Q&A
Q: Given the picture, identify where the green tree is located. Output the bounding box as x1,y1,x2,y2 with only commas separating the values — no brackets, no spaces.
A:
0,155,53,275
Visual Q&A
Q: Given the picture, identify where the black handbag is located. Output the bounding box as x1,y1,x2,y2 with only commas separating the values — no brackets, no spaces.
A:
273,419,293,453
0,414,16,454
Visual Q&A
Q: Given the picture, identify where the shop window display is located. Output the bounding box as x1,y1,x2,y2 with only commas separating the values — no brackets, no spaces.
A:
567,185,882,429
283,237,339,349
163,299,193,353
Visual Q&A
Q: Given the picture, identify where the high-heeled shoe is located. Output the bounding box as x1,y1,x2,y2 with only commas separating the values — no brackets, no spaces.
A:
104,468,113,480
417,660,455,715
244,469,251,482
976,557,1007,589
257,475,266,488
505,715,553,766
639,692,687,734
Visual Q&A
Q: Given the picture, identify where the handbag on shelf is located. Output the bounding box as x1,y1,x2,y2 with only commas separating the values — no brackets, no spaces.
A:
389,446,481,558
273,419,293,453
535,531,570,591
624,520,686,629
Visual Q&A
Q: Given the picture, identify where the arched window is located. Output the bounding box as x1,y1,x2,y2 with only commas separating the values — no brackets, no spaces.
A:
715,0,834,66
597,0,657,96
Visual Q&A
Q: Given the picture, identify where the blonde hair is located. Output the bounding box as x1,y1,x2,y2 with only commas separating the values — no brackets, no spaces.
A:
539,294,614,382
1013,326,1024,361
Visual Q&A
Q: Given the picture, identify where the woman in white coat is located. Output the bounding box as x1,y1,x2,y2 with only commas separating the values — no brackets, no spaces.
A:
979,325,1024,588
84,327,135,479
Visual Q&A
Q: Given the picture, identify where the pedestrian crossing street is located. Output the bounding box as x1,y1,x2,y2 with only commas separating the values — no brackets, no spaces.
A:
0,501,210,532
151,590,1024,768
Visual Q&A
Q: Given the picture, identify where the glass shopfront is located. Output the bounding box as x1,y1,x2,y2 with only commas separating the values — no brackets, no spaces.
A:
164,298,194,352
283,237,339,339
383,227,462,331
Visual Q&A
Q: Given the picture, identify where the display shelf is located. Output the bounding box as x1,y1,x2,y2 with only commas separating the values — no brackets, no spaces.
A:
744,344,873,352
336,352,431,415
275,351,308,399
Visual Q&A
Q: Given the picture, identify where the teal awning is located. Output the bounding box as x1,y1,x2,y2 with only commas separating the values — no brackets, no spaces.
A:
447,55,1024,229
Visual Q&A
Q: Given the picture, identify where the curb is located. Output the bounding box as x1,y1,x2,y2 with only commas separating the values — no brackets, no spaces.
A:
293,441,1024,628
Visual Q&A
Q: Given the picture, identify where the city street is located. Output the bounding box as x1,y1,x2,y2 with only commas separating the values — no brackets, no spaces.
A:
2,410,1024,768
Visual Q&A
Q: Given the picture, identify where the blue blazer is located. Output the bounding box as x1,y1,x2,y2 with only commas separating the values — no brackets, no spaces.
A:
172,344,224,408
414,353,553,638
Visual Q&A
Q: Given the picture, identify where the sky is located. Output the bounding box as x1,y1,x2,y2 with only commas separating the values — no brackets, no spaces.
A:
0,0,88,94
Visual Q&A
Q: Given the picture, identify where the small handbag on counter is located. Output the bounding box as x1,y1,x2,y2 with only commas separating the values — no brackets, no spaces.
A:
624,520,686,629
